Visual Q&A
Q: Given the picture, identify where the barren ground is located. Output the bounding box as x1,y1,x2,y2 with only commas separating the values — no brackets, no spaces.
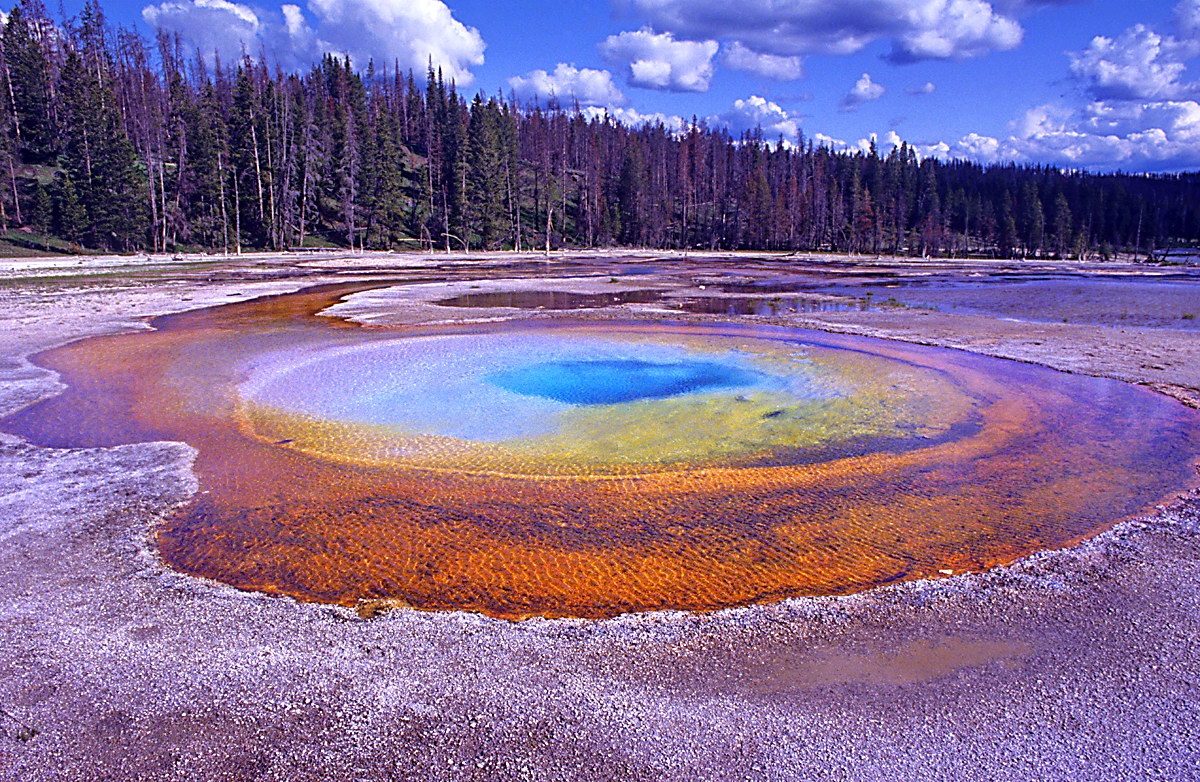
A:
1,250,1198,782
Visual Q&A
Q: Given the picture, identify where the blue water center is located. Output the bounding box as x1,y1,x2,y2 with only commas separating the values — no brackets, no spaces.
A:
487,359,761,405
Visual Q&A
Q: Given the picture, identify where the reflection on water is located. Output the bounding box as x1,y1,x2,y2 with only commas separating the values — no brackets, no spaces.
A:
3,280,1198,620
736,637,1033,694
821,275,1200,329
433,289,663,309
678,296,868,315
717,280,823,294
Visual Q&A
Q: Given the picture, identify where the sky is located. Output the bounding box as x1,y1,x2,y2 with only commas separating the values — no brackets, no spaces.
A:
37,0,1200,172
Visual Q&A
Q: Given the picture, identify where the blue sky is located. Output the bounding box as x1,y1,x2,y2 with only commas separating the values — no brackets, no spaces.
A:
43,0,1200,171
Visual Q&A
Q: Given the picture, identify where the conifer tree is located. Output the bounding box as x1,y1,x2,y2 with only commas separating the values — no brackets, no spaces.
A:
617,142,644,245
0,0,1189,257
1051,191,1073,257
441,82,467,249
27,178,49,229
465,95,504,248
49,172,84,240
1020,180,1044,257
371,109,409,248
1,1,56,162
58,48,146,250
998,191,1019,258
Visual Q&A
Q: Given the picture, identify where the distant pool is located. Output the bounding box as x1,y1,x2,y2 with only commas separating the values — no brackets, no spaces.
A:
821,275,1200,329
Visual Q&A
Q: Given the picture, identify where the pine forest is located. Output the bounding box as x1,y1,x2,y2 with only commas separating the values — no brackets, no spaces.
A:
1,0,1197,258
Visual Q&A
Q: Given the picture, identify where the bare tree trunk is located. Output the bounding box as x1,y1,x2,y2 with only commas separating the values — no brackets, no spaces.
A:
233,172,242,255
264,111,280,250
249,123,266,240
217,147,230,254
146,158,160,251
159,157,169,248
1133,205,1143,262
297,162,307,249
1,43,22,144
7,156,21,226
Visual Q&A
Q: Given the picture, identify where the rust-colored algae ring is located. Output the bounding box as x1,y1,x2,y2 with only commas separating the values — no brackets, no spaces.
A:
5,282,1200,620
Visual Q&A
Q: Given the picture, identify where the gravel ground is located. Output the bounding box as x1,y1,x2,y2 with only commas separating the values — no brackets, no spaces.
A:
1,252,1198,782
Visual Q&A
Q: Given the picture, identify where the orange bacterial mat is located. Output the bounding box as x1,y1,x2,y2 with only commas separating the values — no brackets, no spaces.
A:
6,281,1199,619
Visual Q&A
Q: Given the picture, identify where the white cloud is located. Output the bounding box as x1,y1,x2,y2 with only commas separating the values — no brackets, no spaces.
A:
812,128,975,160
1068,24,1198,101
906,81,937,95
950,132,1003,160
901,3,1200,172
876,129,907,151
508,64,627,107
305,0,485,83
711,95,802,143
811,132,853,153
722,42,805,80
142,0,486,82
1177,0,1200,35
142,0,261,62
991,0,1083,9
840,73,885,111
598,29,717,92
890,0,1022,62
924,100,1200,171
629,0,1029,64
280,4,306,36
581,105,687,132
812,99,1200,171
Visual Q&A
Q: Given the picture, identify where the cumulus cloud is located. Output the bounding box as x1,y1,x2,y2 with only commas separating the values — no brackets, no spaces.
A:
840,73,886,111
1068,24,1199,101
922,100,1200,171
812,128,971,160
1176,0,1200,34
306,0,484,82
721,42,805,81
598,29,717,92
142,0,262,62
628,0,1028,64
581,105,687,132
508,64,627,107
991,0,1083,9
814,94,1200,171
900,3,1200,172
889,0,1022,62
906,81,937,95
142,0,486,82
711,95,802,143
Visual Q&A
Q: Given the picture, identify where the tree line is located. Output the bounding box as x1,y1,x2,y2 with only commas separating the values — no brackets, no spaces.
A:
0,0,1196,258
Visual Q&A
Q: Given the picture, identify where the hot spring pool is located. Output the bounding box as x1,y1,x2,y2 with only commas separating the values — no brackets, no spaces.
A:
6,281,1199,619
238,327,976,476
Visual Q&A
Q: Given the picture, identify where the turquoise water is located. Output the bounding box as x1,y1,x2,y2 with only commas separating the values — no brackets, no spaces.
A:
241,333,805,444
487,359,761,404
